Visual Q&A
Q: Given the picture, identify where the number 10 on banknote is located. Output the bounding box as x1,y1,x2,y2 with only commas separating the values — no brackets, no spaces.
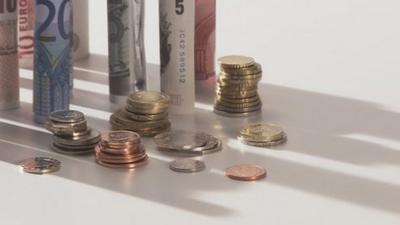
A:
0,0,19,110
33,0,72,124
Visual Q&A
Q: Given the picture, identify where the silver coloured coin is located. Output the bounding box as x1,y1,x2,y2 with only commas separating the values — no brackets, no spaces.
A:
190,135,220,152
159,139,223,156
154,131,209,150
53,129,101,146
49,110,85,123
19,157,61,174
214,108,261,118
53,141,98,151
197,140,223,155
169,159,206,173
51,144,94,155
46,121,89,137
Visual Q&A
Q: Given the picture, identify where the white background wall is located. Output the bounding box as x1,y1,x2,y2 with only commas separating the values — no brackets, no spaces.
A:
88,0,400,108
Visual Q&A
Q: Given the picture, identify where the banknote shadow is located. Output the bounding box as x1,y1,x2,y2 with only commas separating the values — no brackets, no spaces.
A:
20,56,161,113
19,77,117,114
0,119,239,216
192,81,400,213
73,54,161,91
4,60,400,215
196,81,400,166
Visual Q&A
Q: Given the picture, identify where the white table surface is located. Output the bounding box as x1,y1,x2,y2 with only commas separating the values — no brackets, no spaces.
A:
0,54,399,225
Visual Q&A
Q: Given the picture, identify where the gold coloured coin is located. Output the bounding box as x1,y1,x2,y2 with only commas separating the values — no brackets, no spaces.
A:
238,134,287,147
127,91,169,107
121,108,168,122
220,63,263,75
240,124,285,142
218,55,255,69
216,100,261,109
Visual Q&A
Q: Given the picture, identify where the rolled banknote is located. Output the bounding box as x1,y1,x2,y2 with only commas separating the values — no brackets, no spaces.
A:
195,0,216,80
72,0,88,61
18,0,35,68
129,0,146,91
108,0,131,104
108,0,146,104
0,0,19,110
33,0,72,124
159,0,195,114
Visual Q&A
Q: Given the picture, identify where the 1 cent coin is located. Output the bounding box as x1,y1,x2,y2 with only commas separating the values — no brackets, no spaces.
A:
225,164,266,181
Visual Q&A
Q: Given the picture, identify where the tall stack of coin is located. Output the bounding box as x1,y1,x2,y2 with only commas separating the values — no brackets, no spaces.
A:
238,124,287,147
110,91,171,137
214,55,263,117
95,131,148,169
45,110,101,155
154,130,222,155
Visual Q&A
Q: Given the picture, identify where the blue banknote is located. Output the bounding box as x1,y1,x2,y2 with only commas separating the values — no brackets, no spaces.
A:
33,0,72,123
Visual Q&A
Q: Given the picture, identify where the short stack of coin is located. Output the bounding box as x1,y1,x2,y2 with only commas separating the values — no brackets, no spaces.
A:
110,91,171,137
238,124,287,147
95,131,148,169
154,130,222,155
214,55,263,117
45,110,101,155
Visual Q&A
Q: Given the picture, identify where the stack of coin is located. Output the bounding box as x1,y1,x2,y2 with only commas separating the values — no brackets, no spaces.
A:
238,123,287,147
154,130,222,155
110,91,171,137
95,131,148,169
214,55,263,117
45,110,101,155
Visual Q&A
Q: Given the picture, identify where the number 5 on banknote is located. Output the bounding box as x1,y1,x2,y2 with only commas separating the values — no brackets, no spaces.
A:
33,0,72,124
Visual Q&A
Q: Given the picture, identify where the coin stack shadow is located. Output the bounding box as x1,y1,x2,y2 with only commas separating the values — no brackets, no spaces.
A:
95,131,148,169
154,130,222,155
46,111,101,155
214,55,263,117
110,91,171,137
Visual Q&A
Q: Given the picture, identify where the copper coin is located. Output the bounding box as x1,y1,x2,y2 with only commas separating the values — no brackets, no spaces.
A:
101,130,141,146
95,144,145,158
97,153,147,164
99,140,141,152
96,143,143,155
225,164,266,181
96,156,148,169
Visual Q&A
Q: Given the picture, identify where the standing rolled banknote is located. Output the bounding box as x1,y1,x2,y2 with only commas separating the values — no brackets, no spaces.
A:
107,0,131,104
108,0,146,104
33,0,72,124
72,0,89,60
18,0,35,68
129,0,146,90
195,0,216,80
159,0,195,114
0,0,19,110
